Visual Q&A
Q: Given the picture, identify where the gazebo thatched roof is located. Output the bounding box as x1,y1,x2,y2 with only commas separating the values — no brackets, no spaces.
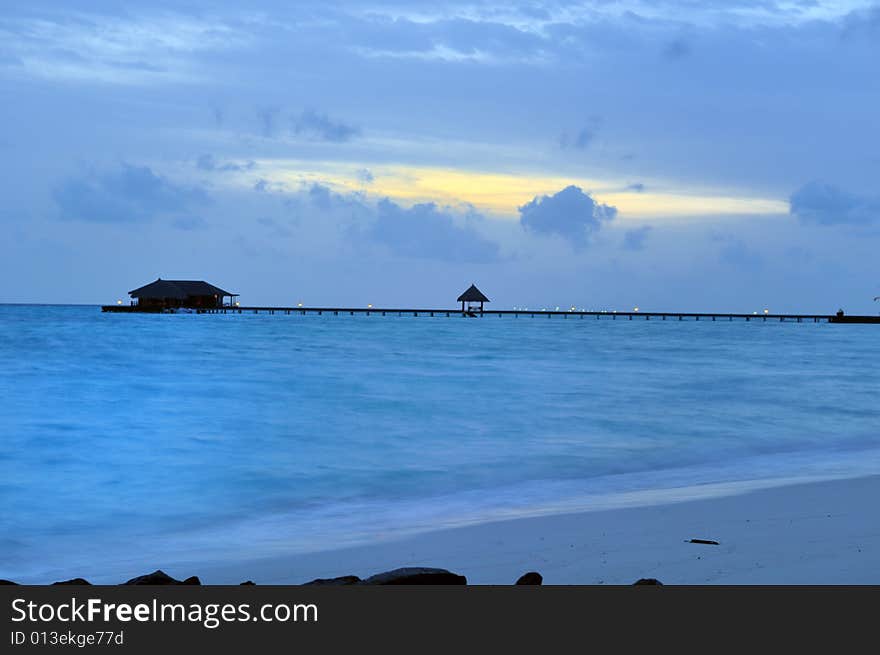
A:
457,284,490,303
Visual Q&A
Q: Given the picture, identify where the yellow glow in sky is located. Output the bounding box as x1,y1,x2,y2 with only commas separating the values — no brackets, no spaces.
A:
243,160,789,220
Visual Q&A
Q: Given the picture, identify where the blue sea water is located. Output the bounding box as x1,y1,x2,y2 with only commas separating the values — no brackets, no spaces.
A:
1,304,879,582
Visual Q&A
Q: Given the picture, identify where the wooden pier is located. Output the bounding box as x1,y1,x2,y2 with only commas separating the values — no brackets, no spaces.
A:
100,305,880,324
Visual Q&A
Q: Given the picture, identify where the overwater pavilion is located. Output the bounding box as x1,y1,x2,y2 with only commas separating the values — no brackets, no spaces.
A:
457,284,490,313
128,278,238,310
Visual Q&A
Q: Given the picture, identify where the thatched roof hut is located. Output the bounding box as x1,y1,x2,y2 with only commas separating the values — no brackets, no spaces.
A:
457,284,489,312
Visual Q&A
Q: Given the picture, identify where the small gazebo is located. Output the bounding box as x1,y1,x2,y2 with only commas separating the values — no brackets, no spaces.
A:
457,284,490,313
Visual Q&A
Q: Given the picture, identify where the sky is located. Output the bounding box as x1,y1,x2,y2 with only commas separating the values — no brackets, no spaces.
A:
1,0,878,312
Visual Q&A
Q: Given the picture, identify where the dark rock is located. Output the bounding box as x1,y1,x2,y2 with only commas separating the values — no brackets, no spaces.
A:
0,579,18,585
688,539,720,545
633,578,663,586
123,570,195,585
52,578,91,585
180,576,201,585
515,572,543,585
362,567,467,585
240,581,256,586
303,575,361,586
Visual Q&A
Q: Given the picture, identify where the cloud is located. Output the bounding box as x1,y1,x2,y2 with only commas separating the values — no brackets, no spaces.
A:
350,15,547,62
663,37,691,59
559,127,595,150
356,168,375,184
789,182,880,225
370,199,498,262
257,107,280,138
359,196,495,262
622,226,652,251
296,183,497,262
842,6,880,40
625,183,646,192
196,154,255,172
518,185,617,247
293,109,360,143
0,12,242,84
54,164,206,223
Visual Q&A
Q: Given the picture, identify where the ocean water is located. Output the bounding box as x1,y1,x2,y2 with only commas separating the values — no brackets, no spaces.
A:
1,304,879,582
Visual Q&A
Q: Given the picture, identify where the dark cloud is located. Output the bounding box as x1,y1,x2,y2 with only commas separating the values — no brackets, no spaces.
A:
663,37,691,59
519,185,617,247
293,109,360,143
625,182,646,192
196,154,255,172
257,106,280,138
370,198,498,263
307,183,336,209
54,164,207,223
789,182,880,225
559,127,595,150
622,226,652,251
842,6,880,40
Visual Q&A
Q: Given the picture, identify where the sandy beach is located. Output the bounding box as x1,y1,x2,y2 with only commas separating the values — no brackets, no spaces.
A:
168,474,880,586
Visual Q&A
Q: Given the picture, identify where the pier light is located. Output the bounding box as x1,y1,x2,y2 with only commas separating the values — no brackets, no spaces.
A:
555,306,560,311
297,302,303,307
116,299,122,305
753,311,758,315
235,301,240,307
367,304,373,308
763,308,769,314
633,306,640,312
